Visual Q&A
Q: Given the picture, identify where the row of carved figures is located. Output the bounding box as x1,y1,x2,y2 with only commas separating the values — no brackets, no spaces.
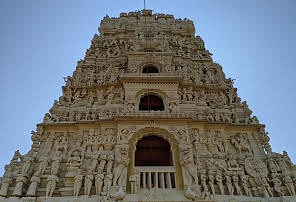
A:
45,108,255,127
183,169,296,201
0,144,130,199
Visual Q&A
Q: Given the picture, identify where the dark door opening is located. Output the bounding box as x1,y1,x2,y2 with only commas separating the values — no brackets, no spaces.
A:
135,135,173,166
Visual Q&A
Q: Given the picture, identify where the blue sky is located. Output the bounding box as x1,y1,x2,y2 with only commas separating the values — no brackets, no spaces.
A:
0,0,296,176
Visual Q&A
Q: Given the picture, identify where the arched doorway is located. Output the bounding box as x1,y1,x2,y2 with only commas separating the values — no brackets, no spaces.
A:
135,135,173,166
134,135,176,189
139,94,165,111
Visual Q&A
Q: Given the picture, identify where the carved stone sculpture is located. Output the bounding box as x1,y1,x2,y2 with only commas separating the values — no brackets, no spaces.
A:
46,175,59,197
1,9,295,202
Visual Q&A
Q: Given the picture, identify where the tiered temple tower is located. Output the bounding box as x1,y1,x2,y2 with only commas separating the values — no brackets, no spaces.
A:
0,10,295,202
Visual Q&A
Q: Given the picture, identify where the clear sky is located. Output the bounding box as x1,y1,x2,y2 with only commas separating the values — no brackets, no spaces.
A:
0,0,296,176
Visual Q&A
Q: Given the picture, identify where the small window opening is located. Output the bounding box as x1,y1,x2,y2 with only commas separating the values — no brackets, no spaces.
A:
142,65,159,73
139,94,164,111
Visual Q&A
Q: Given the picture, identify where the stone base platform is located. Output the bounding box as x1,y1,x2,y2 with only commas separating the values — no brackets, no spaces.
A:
1,193,296,202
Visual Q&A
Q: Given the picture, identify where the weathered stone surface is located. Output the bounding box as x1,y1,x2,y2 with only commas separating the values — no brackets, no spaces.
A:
0,9,295,202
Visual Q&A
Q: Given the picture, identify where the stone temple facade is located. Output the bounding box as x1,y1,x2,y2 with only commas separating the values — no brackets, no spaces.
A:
0,10,295,202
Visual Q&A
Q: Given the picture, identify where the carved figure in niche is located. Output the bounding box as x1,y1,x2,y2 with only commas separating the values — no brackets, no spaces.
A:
276,157,288,173
271,174,284,197
68,147,83,172
38,156,48,175
179,144,199,187
129,170,140,194
112,145,129,189
46,175,59,197
84,169,94,196
261,177,273,197
231,134,252,155
239,173,252,196
282,172,295,196
0,165,12,197
103,173,113,195
225,173,234,195
73,173,83,196
51,156,61,175
26,172,41,196
0,177,11,197
215,171,224,195
21,151,33,175
54,135,68,155
267,157,277,174
12,176,27,196
95,173,104,195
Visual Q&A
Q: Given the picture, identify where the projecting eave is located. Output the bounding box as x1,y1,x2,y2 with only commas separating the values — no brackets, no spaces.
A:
120,72,182,84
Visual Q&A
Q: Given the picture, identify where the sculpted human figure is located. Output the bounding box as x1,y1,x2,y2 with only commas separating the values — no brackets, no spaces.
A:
12,176,27,196
106,154,114,173
84,170,94,196
0,165,12,197
46,175,59,197
225,174,234,195
129,170,140,194
239,174,252,196
215,171,224,195
267,158,277,174
282,173,295,196
271,174,284,197
37,156,48,175
261,177,273,197
51,156,61,175
21,152,33,175
179,144,199,187
200,174,208,193
68,148,83,172
98,153,107,172
95,172,104,196
73,173,83,196
90,152,99,172
26,172,41,196
232,174,242,195
103,173,113,194
112,145,129,188
0,177,11,197
208,174,215,195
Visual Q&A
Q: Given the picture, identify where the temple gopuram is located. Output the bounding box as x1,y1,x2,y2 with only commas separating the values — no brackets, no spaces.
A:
0,10,295,202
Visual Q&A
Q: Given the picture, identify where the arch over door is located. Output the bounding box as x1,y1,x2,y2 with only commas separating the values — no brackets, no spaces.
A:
135,135,173,166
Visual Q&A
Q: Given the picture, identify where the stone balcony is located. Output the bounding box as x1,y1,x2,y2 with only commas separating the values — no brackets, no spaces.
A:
135,166,177,189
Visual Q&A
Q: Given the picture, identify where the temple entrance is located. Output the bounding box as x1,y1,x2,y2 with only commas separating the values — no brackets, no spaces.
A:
134,135,176,189
135,135,173,166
